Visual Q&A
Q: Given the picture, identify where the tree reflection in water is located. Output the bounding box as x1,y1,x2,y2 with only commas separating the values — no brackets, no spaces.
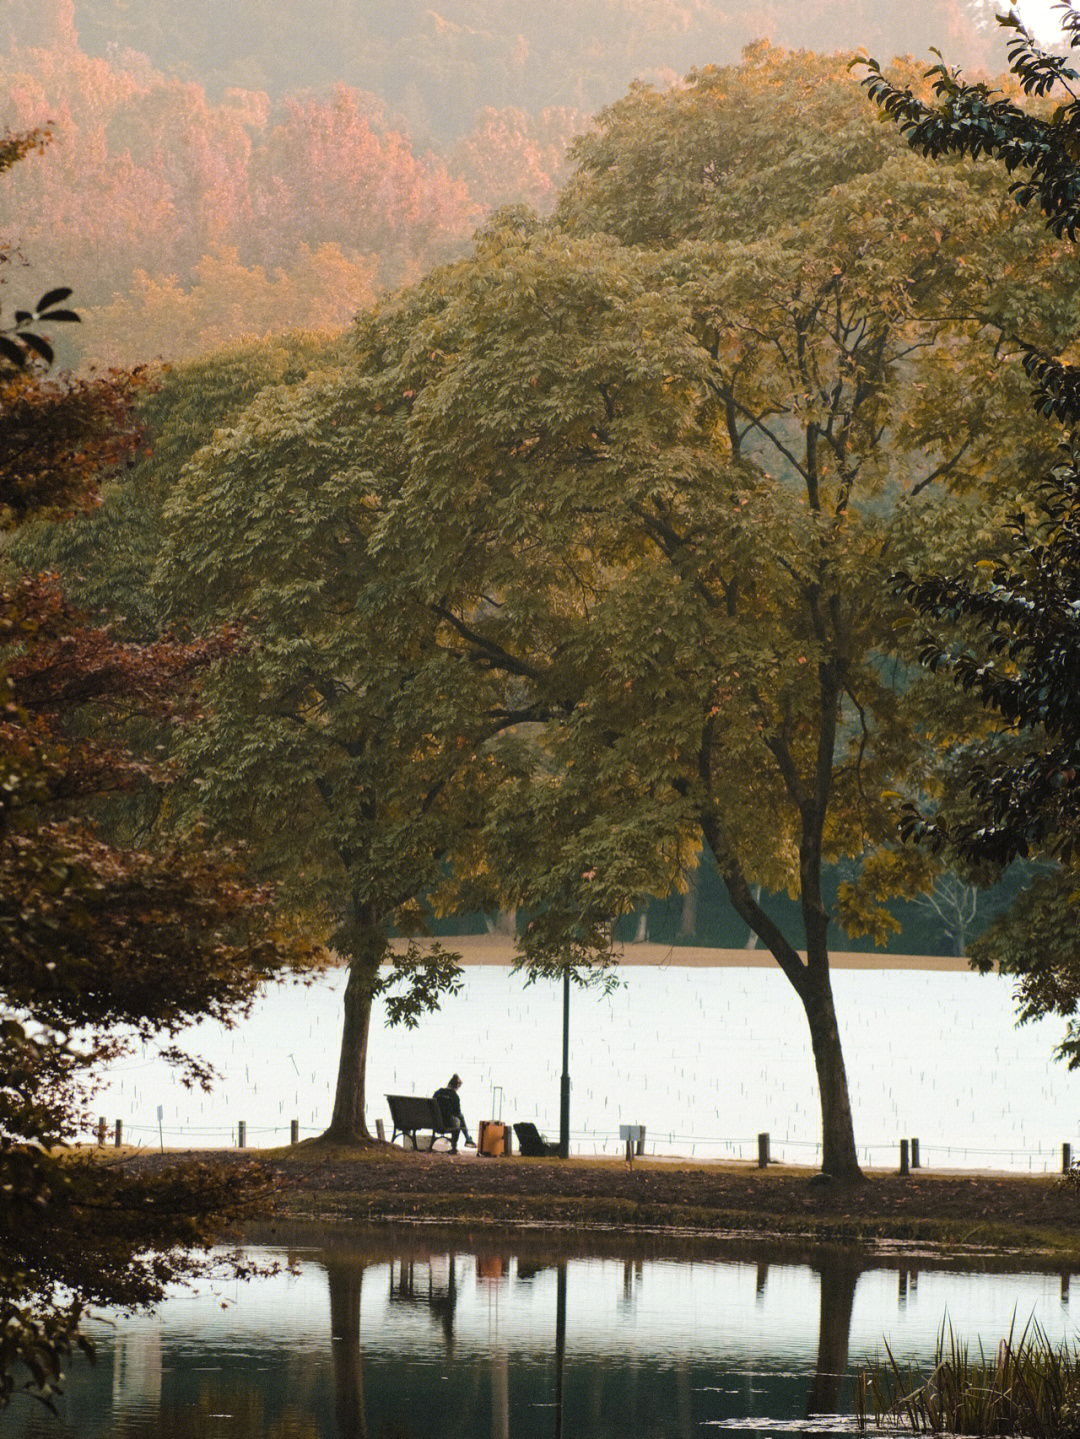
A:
328,1260,367,1439
807,1255,861,1417
13,1238,1078,1439
120,1243,1052,1439
229,1247,900,1437
342,1246,866,1435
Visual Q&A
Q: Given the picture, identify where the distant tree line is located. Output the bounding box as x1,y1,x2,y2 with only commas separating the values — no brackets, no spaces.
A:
56,0,998,142
1,0,999,370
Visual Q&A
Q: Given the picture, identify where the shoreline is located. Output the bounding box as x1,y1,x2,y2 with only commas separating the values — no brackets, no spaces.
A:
401,935,974,971
202,1147,1080,1258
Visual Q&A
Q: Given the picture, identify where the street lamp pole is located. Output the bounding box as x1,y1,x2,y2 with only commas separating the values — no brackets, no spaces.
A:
559,965,570,1159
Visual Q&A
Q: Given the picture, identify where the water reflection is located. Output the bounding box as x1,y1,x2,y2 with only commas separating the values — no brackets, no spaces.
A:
328,1262,366,1439
806,1258,859,1418
3,1233,1076,1439
554,1263,566,1439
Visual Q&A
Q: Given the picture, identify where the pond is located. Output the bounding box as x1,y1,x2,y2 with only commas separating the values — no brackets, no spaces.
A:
3,1229,1077,1438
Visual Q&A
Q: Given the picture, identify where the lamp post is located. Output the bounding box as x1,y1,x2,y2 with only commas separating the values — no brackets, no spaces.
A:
559,966,570,1159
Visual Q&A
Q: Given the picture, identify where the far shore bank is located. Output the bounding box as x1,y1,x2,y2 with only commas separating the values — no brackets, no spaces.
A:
394,934,973,971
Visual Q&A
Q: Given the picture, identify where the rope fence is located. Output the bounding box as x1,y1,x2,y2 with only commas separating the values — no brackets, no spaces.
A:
84,1116,1080,1174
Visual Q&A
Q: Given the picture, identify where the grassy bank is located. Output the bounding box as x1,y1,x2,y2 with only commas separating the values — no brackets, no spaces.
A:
191,1144,1080,1256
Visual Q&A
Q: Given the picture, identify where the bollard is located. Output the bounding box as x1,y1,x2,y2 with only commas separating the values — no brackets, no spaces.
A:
757,1132,770,1169
1065,1142,1073,1174
636,1127,646,1157
237,1120,246,1150
290,1119,299,1145
911,1137,920,1169
114,1119,122,1148
625,1137,634,1165
97,1116,106,1148
375,1118,385,1143
899,1138,909,1176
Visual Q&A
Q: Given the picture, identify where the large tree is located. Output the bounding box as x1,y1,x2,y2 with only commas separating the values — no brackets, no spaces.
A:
152,369,502,1141
29,344,506,1144
862,7,1080,1060
356,47,1075,1177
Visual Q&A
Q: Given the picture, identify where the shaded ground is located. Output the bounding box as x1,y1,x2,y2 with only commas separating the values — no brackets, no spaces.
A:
151,1145,1080,1255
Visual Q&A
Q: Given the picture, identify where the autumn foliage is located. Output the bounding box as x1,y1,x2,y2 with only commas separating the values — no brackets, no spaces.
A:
0,0,1002,371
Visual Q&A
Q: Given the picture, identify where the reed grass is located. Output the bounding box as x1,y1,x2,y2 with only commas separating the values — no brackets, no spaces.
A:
855,1316,1080,1437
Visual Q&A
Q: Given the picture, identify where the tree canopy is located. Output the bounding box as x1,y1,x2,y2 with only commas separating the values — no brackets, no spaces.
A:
352,46,1076,1175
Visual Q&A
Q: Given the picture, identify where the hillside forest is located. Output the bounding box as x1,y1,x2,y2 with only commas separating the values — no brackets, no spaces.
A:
3,0,1004,369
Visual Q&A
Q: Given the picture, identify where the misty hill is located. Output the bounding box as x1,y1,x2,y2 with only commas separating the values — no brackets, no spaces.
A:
56,0,998,144
1,0,1004,369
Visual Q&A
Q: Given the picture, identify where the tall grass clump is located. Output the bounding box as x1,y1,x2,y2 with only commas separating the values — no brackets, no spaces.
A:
856,1317,1080,1437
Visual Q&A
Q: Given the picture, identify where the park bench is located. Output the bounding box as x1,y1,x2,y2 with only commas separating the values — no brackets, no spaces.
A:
386,1093,453,1149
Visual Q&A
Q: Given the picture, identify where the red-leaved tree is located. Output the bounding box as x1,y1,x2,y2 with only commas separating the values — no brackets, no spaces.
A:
0,132,305,1411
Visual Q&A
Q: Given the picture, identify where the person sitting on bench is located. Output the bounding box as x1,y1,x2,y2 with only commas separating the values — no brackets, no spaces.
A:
433,1074,474,1153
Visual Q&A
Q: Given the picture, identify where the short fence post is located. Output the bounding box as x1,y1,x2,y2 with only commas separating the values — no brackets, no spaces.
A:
290,1119,300,1145
237,1120,246,1150
97,1116,106,1147
114,1119,122,1148
899,1138,909,1176
1064,1142,1072,1174
911,1137,920,1169
757,1132,770,1169
375,1118,385,1143
636,1127,646,1158
625,1137,634,1165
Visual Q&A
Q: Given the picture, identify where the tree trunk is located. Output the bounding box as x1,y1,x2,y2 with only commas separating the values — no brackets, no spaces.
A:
483,909,517,936
323,933,383,1144
803,968,862,1178
679,857,700,940
743,884,762,949
713,839,862,1180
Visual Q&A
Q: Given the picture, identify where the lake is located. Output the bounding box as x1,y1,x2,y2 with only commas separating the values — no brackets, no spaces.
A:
3,1230,1077,1438
91,964,1078,1171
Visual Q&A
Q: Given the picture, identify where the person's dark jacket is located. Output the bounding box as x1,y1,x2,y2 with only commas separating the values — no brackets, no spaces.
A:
434,1086,464,1126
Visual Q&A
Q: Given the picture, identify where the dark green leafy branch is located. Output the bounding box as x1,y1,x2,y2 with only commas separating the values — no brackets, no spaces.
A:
0,287,81,373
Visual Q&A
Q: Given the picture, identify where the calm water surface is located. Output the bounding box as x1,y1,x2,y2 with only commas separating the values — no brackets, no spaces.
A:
4,1231,1078,1439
